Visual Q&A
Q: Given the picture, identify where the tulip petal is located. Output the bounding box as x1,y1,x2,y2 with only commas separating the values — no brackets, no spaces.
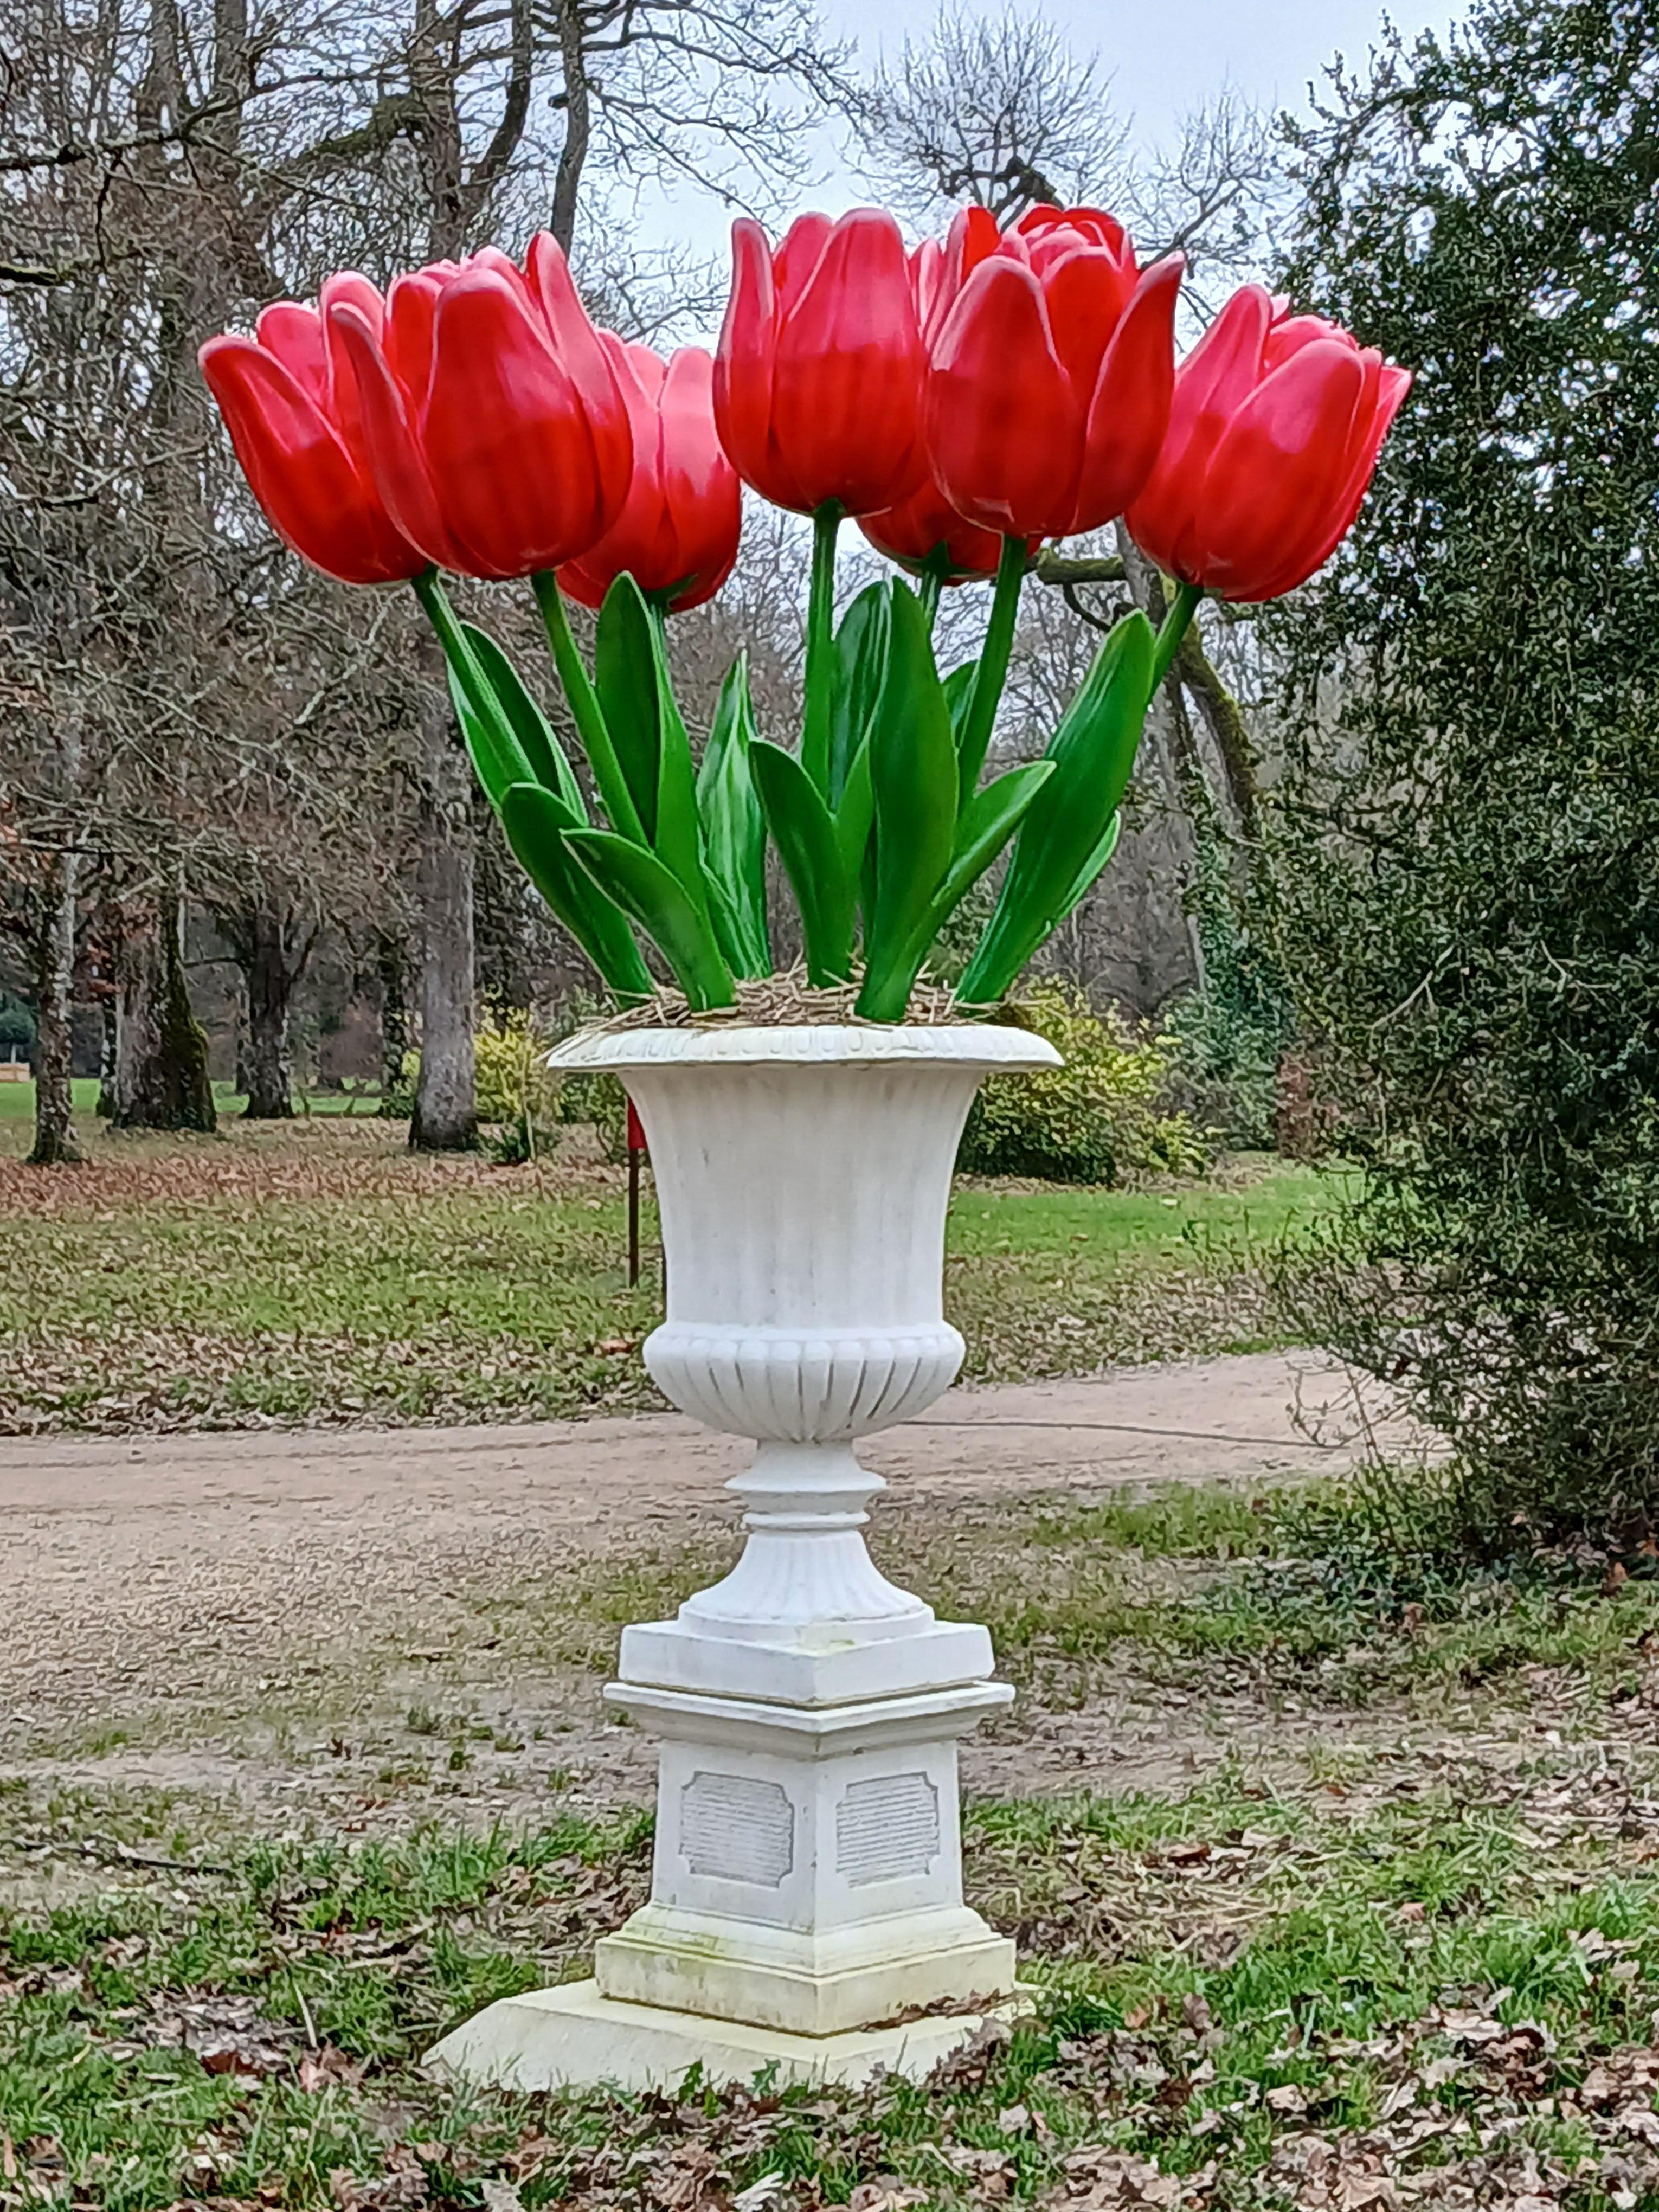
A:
1239,362,1411,601
773,210,835,317
911,237,947,342
1015,204,1129,261
1070,254,1183,532
1126,281,1275,578
715,217,810,510
1263,312,1348,371
927,258,1082,537
253,303,327,404
1040,245,1141,408
327,301,466,572
771,208,925,515
526,232,633,527
421,268,605,576
929,204,1000,343
1191,338,1367,597
319,271,384,335
199,334,421,585
470,243,536,304
383,271,443,407
318,273,385,472
858,476,1011,583
568,340,739,612
658,347,740,596
565,338,671,598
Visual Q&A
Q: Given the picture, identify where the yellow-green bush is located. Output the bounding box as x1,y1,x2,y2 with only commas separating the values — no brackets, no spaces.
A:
959,980,1210,1186
473,1010,561,1129
392,1012,563,1155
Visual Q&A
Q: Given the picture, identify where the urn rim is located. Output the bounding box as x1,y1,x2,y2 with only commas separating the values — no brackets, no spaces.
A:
545,1021,1060,1075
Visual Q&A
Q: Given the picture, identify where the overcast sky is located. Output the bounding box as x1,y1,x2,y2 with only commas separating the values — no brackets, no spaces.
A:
631,0,1461,274
832,0,1456,155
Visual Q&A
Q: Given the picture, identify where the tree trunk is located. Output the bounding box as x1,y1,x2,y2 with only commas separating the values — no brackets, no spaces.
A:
549,0,591,251
241,904,294,1118
112,898,217,1133
97,995,117,1117
27,843,82,1166
410,692,477,1151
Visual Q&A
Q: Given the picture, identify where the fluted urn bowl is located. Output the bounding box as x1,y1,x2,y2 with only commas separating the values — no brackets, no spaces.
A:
549,1021,1060,1444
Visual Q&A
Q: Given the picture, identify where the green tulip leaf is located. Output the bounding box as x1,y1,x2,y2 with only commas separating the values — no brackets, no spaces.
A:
943,662,978,749
594,575,663,844
564,828,735,1012
957,609,1154,1006
749,738,858,986
1053,808,1124,929
828,582,891,807
833,736,875,888
448,664,533,815
939,760,1057,919
697,653,771,976
462,623,586,819
857,580,959,1020
703,868,763,983
497,784,652,1001
874,761,1055,1017
647,618,711,922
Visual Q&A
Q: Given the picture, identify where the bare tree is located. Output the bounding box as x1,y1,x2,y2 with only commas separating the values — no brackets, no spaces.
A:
2,0,850,1160
858,1,1277,1020
863,7,1132,223
863,2,1280,295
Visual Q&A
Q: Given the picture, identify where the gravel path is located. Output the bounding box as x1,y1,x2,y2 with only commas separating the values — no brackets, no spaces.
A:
0,1352,1419,1824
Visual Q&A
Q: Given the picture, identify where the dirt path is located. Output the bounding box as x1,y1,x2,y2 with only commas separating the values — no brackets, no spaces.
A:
0,1352,1421,1833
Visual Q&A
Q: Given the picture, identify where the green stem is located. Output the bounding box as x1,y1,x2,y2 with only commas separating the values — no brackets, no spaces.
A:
411,568,512,750
801,501,841,795
530,569,647,846
956,533,1027,804
917,550,949,632
1148,578,1204,697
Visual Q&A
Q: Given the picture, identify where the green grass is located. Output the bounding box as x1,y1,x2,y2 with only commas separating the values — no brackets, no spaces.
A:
0,1121,1339,1431
0,1076,101,1119
0,1077,384,1120
947,1169,1336,1263
4,1772,1658,2209
536,1476,1659,1713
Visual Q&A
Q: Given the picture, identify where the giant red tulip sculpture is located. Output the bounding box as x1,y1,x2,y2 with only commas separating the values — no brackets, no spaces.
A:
200,277,428,586
1126,284,1412,603
558,341,740,616
200,212,1407,1022
322,240,633,582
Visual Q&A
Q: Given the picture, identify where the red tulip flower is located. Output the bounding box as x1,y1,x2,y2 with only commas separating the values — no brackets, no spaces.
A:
558,341,740,613
325,235,633,580
922,204,1183,541
1127,284,1412,602
714,208,929,517
859,476,1036,584
199,275,427,586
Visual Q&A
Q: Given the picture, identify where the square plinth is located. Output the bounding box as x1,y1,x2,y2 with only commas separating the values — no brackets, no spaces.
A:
424,1978,1027,2093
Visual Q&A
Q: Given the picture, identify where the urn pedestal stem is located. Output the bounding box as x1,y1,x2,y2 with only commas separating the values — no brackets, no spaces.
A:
426,1024,1060,2093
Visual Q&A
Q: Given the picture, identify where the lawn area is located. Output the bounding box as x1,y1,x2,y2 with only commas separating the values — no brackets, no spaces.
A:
0,1078,382,1121
5,1683,1658,2210
0,1101,1336,1432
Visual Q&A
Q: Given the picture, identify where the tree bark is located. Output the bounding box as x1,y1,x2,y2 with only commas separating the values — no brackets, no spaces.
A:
97,994,117,1117
375,928,410,1108
241,904,295,1118
27,843,82,1166
549,0,591,251
112,897,217,1133
410,692,477,1151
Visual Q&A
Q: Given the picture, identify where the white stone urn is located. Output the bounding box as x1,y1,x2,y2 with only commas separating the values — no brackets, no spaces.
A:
428,1021,1059,2092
